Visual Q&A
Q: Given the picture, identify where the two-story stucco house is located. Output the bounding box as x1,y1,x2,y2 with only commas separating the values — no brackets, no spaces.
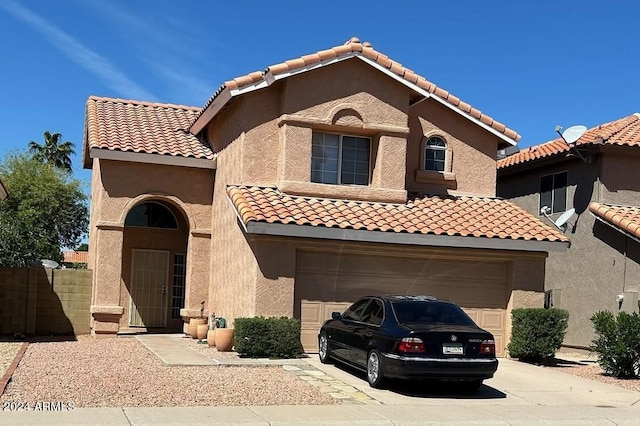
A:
84,37,568,356
497,114,640,349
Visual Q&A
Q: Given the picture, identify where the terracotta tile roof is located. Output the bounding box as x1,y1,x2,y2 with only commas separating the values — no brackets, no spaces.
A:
63,251,89,264
227,185,569,244
589,202,640,239
498,113,640,169
84,96,215,167
192,37,520,143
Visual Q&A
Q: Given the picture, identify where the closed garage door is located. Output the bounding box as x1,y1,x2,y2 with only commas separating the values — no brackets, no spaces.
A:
295,251,509,356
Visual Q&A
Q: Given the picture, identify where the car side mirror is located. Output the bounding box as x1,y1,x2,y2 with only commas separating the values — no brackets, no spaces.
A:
331,311,342,320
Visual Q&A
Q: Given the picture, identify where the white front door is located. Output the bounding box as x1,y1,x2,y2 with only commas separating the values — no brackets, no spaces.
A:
129,249,169,328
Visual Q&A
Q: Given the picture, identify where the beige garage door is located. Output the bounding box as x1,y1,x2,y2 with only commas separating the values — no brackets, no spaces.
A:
295,251,509,356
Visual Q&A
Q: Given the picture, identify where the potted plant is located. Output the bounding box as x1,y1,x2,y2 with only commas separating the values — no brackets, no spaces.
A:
188,300,207,339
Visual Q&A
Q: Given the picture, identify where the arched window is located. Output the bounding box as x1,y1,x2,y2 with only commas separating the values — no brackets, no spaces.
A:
124,202,178,229
424,136,447,172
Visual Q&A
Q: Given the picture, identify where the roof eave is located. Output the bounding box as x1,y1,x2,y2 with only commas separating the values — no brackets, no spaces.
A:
189,53,357,135
590,211,640,244
90,148,217,169
244,221,569,253
189,52,519,146
355,56,518,147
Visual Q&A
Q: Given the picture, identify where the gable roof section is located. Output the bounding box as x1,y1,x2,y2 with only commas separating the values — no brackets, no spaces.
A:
190,37,520,146
589,202,640,241
84,96,216,169
498,113,640,169
227,185,569,252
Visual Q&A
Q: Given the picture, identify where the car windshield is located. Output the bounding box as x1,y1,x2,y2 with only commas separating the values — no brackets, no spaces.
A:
391,300,476,327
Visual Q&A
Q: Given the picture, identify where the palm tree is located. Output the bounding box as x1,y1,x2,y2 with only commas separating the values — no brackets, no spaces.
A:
28,131,76,172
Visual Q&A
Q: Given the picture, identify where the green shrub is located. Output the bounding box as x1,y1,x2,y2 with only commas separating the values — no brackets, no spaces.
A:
590,310,640,378
234,316,301,358
507,308,569,363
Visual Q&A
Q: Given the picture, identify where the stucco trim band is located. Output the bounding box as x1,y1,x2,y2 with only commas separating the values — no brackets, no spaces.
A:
90,305,124,315
96,222,125,231
244,221,569,253
277,181,407,203
90,148,217,170
191,229,212,238
276,114,410,137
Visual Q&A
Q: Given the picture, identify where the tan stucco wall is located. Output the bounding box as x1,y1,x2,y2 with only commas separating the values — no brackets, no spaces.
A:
407,100,499,197
87,159,213,333
497,152,640,348
206,59,412,203
202,57,523,329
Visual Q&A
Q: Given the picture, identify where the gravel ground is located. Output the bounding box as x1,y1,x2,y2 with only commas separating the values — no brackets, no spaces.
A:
0,336,336,407
3,338,640,407
0,342,23,378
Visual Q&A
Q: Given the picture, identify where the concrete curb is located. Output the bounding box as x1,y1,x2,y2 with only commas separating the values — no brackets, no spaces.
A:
0,341,28,395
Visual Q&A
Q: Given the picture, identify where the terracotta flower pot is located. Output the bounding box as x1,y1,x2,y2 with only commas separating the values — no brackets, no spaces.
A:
196,324,208,340
215,328,234,352
188,318,206,339
207,329,216,347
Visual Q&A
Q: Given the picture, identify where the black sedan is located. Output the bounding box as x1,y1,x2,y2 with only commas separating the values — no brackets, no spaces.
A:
318,295,498,389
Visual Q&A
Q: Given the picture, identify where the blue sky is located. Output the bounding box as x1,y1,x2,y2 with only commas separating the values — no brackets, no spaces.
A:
1,0,638,188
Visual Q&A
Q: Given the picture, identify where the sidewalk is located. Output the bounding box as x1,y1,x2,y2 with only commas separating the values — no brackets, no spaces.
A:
3,404,640,425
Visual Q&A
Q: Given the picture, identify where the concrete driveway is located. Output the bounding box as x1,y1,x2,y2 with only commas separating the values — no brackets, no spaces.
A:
305,356,640,408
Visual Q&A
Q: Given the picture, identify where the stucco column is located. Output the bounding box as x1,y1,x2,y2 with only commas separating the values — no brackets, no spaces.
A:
90,224,125,335
180,231,211,332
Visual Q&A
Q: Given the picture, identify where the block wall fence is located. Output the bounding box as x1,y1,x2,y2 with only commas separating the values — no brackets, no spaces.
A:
0,267,92,336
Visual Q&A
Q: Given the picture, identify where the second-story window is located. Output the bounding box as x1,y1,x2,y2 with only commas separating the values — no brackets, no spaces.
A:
311,132,370,186
424,136,447,172
539,171,567,214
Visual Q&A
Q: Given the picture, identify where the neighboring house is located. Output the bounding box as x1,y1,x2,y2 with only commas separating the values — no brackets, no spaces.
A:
0,177,7,200
497,113,640,349
62,251,89,268
83,37,568,355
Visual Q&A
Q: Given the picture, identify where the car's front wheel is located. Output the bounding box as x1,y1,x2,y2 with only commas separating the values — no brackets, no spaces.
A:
366,349,385,388
318,331,332,364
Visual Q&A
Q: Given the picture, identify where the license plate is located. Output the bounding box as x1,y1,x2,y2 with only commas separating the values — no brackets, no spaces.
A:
442,343,463,355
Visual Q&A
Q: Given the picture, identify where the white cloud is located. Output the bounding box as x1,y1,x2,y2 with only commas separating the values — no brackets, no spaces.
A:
85,0,223,105
0,0,157,101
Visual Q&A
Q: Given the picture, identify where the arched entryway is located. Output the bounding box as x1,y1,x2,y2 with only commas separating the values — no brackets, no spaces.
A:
122,200,189,332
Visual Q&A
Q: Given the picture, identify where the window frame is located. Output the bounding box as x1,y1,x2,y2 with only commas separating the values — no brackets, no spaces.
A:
311,131,371,186
342,298,372,321
124,201,179,229
422,135,447,172
538,171,568,215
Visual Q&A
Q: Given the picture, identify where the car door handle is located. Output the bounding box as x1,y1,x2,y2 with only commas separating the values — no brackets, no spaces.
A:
347,327,353,333
365,331,373,337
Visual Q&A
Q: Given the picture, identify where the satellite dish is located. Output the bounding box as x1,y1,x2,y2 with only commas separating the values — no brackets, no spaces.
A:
554,208,576,230
562,125,587,144
39,259,60,269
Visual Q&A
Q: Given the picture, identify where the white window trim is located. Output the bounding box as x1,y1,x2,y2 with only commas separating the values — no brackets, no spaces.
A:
311,132,372,186
421,135,452,173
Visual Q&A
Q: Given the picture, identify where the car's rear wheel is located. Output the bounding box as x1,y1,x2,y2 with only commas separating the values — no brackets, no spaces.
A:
318,331,332,364
366,349,385,388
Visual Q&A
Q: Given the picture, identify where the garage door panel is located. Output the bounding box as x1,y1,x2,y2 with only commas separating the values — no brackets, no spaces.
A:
296,251,508,357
